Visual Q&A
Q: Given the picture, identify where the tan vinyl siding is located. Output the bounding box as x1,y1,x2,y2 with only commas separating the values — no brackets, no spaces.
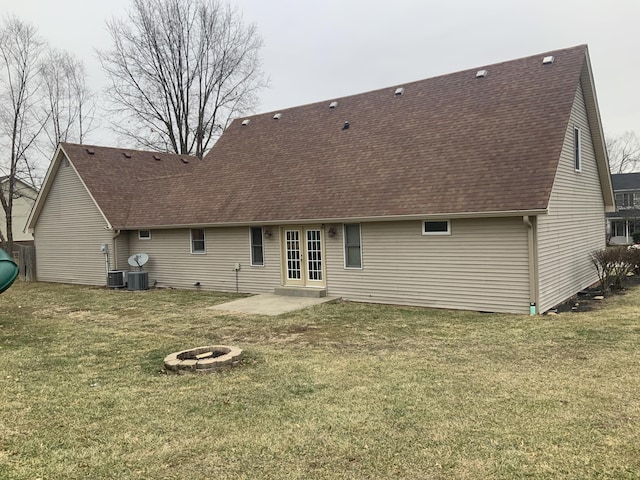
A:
0,198,32,242
325,218,531,314
127,227,281,293
0,181,36,242
537,82,606,312
113,232,130,271
33,159,112,285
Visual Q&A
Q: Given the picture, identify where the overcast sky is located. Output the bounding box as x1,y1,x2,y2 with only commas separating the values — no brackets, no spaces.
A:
2,0,639,147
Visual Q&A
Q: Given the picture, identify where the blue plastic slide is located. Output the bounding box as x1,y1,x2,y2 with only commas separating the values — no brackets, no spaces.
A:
0,248,19,294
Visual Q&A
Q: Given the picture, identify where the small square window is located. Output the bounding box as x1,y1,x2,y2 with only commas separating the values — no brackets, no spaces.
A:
138,230,151,240
190,228,206,254
423,220,451,235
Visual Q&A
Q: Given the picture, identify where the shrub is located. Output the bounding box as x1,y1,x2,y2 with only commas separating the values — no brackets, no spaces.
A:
632,231,640,244
590,246,638,294
628,244,640,274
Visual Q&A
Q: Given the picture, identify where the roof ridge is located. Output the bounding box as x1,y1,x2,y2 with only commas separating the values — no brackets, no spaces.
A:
238,45,588,120
60,142,201,161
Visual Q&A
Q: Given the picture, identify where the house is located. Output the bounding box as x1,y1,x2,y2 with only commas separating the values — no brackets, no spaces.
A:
26,45,615,314
606,172,640,244
1,176,37,245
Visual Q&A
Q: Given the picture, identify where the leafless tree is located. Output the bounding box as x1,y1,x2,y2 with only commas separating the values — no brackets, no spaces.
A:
99,0,267,158
607,131,640,174
0,17,46,253
0,17,93,253
40,49,96,149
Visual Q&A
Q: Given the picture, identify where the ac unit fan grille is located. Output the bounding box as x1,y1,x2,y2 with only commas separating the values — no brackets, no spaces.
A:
107,270,127,288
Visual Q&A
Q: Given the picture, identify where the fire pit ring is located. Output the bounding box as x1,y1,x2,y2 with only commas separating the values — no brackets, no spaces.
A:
164,345,243,374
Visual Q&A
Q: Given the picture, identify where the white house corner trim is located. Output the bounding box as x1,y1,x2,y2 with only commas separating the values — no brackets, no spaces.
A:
523,215,539,315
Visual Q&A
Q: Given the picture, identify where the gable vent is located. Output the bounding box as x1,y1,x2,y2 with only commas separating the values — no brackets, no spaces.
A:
241,119,250,126
542,55,555,65
86,148,95,155
476,70,488,78
394,87,404,96
153,155,161,161
329,101,338,109
273,113,282,120
123,152,132,158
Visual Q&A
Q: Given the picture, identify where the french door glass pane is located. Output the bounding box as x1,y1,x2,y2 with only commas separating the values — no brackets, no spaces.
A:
286,230,301,279
306,230,322,281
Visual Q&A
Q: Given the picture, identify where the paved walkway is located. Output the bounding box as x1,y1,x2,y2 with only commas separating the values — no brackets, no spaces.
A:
208,293,340,316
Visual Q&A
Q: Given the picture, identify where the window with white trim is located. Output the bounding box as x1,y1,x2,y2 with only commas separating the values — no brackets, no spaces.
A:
616,192,635,209
423,220,451,235
250,227,264,266
574,126,582,172
138,230,151,240
190,228,206,254
344,224,362,268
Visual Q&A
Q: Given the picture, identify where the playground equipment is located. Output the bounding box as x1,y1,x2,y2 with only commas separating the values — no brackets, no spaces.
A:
0,248,19,294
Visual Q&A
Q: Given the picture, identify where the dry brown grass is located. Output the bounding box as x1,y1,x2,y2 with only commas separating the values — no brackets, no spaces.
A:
1,281,639,479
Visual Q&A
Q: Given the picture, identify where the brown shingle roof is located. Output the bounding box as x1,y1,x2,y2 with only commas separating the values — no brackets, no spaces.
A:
63,45,589,228
60,143,198,227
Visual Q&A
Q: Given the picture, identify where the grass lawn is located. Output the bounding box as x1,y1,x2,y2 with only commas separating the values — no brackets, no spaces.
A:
1,282,639,479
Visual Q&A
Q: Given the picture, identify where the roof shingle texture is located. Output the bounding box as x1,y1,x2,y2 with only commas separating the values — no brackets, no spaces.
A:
60,144,198,227
611,173,640,191
65,45,587,228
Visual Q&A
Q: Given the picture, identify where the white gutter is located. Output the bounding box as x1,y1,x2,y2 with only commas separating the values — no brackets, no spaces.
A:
120,208,550,230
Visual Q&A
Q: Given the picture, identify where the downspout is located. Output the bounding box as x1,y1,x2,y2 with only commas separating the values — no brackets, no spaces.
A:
523,216,539,315
112,229,121,270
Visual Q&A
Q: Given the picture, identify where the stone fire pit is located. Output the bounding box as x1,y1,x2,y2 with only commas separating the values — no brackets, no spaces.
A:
164,345,243,374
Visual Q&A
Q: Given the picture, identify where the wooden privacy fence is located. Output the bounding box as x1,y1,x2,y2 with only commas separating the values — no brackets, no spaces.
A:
12,244,36,282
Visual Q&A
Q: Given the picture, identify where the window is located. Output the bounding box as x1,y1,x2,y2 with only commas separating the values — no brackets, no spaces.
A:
138,230,151,240
423,220,451,235
616,192,635,209
190,228,206,254
344,224,362,268
250,227,264,266
574,126,582,172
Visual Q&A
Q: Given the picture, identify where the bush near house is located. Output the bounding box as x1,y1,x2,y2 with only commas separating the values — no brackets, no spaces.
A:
591,246,640,293
632,231,640,244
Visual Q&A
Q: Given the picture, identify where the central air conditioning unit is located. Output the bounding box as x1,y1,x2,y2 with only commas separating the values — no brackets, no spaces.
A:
107,270,128,288
126,253,150,291
127,271,149,291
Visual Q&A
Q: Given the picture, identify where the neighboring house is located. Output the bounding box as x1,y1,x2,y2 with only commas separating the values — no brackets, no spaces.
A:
0,176,37,244
606,172,640,244
26,45,615,314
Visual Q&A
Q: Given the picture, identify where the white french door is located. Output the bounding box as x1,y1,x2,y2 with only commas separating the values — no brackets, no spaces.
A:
282,226,326,287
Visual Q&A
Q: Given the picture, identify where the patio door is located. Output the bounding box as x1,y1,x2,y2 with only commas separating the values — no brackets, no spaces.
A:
282,226,326,288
